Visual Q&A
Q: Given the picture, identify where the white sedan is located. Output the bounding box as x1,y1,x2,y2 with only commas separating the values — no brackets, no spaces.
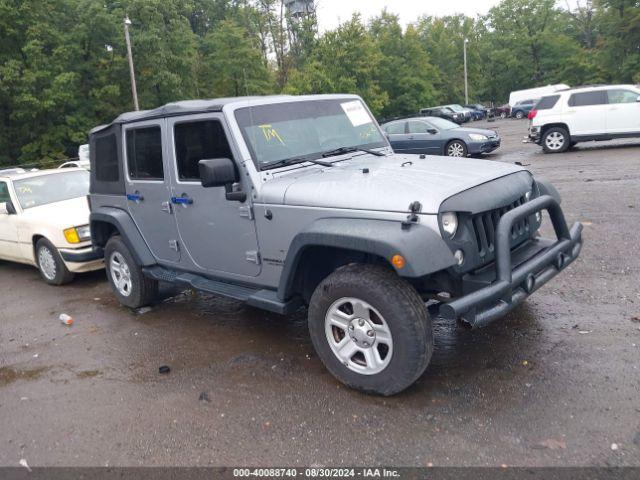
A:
0,168,104,285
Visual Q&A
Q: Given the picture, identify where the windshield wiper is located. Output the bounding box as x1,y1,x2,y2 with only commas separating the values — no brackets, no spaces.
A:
321,146,385,158
262,156,334,170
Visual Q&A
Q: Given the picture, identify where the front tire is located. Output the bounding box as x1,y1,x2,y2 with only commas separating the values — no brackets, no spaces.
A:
36,238,74,285
446,140,468,157
308,264,433,396
104,235,158,308
542,127,570,154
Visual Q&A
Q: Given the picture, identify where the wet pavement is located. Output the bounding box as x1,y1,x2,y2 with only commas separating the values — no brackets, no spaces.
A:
1,119,639,467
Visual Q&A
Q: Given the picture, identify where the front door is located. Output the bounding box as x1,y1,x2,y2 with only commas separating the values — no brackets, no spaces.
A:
406,120,441,154
0,181,21,261
383,121,408,153
167,114,260,277
123,120,181,263
606,89,640,134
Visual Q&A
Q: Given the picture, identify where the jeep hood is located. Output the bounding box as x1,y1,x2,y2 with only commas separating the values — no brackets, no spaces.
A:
258,154,526,214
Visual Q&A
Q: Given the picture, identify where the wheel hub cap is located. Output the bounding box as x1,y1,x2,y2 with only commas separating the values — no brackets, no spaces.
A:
325,297,393,375
38,247,56,280
110,252,133,297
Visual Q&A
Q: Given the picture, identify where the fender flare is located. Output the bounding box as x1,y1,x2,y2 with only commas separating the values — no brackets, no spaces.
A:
277,217,456,301
90,208,155,266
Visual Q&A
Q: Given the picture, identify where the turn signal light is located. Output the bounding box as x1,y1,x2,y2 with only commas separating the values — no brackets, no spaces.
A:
391,254,406,269
63,227,80,244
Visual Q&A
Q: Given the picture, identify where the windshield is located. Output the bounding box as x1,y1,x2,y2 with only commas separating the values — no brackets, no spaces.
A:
426,117,459,130
13,170,89,209
446,105,464,112
235,99,386,170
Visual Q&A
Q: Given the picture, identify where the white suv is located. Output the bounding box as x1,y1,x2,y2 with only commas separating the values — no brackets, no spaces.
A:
529,84,640,153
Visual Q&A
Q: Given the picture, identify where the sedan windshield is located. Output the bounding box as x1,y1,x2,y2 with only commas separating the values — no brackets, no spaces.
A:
426,117,459,130
446,104,465,112
235,99,386,170
13,170,89,209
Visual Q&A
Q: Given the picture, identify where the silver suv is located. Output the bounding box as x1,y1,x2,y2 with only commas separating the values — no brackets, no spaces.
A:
89,94,582,395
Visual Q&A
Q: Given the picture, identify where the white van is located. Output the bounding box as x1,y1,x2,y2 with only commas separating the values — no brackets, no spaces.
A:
509,85,569,107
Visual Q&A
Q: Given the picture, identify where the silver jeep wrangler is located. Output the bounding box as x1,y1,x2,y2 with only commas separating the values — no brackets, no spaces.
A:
89,94,582,395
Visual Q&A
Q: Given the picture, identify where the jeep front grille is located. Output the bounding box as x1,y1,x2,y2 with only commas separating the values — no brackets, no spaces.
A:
471,195,530,257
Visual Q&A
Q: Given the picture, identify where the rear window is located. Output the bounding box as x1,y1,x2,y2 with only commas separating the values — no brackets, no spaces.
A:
95,134,119,182
536,95,560,110
126,126,164,181
568,91,607,107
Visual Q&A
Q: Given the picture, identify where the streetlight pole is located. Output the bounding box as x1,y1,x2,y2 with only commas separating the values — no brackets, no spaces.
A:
463,38,469,105
123,16,140,111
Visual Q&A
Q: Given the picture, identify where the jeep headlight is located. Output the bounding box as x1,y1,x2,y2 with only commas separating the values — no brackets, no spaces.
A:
468,133,488,141
441,212,458,238
64,225,91,244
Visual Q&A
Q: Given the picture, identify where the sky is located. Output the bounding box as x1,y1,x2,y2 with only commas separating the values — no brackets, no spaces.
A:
315,0,504,31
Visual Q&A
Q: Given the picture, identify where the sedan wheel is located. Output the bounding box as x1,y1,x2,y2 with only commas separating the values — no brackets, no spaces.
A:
38,245,57,281
446,141,467,157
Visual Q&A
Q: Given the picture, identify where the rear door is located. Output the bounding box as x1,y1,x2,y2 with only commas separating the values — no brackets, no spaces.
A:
383,121,408,153
606,89,640,134
565,90,607,135
406,120,441,154
123,120,181,263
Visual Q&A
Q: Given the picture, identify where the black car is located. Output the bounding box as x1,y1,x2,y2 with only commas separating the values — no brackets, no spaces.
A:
381,116,501,157
419,107,465,125
464,104,488,120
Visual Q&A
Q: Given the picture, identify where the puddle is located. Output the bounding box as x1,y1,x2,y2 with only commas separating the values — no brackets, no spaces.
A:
0,366,49,386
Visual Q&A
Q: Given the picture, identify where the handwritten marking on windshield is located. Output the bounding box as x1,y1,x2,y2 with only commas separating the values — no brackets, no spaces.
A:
259,125,285,145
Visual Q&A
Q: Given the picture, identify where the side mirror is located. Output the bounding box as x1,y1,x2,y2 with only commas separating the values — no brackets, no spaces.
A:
198,158,239,188
198,158,246,202
0,201,16,215
427,128,438,134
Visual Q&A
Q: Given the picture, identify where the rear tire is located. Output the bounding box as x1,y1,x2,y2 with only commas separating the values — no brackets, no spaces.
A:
35,238,74,285
446,140,468,157
104,235,158,308
542,127,570,154
515,110,525,119
308,264,433,396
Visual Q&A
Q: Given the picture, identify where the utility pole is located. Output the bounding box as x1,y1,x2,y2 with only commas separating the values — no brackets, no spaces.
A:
463,38,469,105
124,16,139,111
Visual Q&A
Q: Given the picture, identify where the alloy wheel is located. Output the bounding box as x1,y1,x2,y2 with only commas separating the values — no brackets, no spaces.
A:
447,142,465,157
110,252,133,297
325,297,393,375
545,131,565,151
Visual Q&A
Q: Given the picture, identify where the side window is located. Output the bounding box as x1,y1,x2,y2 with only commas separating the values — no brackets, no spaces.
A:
0,181,10,203
407,121,430,134
385,122,405,135
607,89,639,104
569,91,607,107
174,120,233,181
536,95,560,110
95,134,119,182
126,126,164,180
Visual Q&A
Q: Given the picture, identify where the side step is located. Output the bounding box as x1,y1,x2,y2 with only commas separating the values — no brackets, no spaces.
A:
143,266,300,315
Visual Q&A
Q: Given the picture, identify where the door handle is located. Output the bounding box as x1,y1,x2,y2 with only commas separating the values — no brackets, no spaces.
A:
171,194,193,206
126,192,143,202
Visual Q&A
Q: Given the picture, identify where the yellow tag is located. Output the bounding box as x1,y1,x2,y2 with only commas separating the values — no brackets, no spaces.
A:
258,125,285,145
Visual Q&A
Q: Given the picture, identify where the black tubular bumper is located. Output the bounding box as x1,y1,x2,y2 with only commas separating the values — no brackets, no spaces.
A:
438,195,583,328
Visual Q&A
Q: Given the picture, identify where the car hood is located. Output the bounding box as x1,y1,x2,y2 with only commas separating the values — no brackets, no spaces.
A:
450,126,498,138
19,196,90,228
259,154,526,214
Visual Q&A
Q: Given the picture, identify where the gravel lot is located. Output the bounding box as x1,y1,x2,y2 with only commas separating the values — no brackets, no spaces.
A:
1,118,639,467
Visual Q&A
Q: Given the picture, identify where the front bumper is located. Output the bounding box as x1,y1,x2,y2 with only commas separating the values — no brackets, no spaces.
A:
469,138,501,154
438,195,583,327
60,245,104,263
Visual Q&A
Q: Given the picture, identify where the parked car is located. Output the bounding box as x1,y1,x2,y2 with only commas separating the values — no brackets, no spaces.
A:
509,84,569,107
464,104,488,120
492,104,511,119
442,104,472,122
59,144,91,170
0,168,103,284
419,106,465,124
511,99,538,119
89,94,582,396
382,116,500,157
529,84,640,153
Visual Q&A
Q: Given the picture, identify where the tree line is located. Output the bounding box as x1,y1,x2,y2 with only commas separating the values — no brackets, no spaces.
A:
0,0,638,167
